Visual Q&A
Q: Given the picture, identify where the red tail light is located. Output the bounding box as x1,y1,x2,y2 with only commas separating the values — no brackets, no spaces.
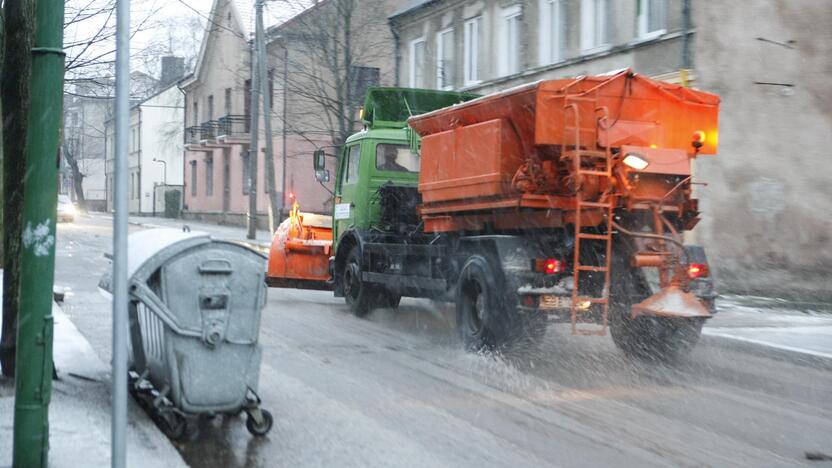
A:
534,258,565,275
688,263,709,279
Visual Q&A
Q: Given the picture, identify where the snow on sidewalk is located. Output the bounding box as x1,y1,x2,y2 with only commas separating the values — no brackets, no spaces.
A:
0,271,187,467
703,296,832,363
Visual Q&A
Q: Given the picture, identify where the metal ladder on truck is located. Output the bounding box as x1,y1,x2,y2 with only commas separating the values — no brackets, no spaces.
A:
562,93,614,336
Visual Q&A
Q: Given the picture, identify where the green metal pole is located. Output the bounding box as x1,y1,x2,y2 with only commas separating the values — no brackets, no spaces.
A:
12,0,65,462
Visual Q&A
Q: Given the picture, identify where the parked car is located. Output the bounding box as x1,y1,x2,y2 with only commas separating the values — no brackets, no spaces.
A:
57,194,76,222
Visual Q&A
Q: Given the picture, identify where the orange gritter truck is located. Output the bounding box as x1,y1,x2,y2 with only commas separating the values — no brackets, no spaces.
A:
267,69,720,359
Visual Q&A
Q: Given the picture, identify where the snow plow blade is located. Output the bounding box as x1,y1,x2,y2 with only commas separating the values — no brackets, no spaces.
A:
631,286,711,319
266,204,333,291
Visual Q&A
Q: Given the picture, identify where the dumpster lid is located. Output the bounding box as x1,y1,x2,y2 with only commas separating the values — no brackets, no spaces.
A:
127,229,211,281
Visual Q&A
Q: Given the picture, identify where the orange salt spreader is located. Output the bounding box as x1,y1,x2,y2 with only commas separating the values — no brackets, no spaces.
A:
266,198,333,290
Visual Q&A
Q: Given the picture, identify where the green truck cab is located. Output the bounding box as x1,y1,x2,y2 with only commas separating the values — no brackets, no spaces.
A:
314,88,478,259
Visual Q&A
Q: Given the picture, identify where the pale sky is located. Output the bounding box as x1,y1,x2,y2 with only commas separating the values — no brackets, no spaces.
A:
64,0,312,80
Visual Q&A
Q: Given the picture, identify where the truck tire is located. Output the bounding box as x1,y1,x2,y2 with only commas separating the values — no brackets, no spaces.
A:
456,256,502,351
456,255,548,353
609,259,703,362
343,245,381,317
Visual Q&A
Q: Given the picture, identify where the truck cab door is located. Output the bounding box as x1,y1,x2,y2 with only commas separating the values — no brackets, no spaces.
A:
333,143,362,247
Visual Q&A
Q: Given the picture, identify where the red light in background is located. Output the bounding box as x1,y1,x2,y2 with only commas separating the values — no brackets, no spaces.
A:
688,263,709,279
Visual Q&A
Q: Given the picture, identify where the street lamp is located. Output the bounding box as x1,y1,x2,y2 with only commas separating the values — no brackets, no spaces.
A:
152,157,167,185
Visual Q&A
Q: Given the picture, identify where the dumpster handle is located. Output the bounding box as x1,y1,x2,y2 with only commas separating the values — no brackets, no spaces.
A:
199,258,234,274
129,282,258,346
129,283,202,339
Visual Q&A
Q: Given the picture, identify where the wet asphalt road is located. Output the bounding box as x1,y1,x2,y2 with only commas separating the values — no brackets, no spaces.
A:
55,216,832,467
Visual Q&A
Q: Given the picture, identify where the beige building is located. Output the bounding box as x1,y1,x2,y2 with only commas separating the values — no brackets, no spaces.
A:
181,0,408,222
265,0,409,214
390,0,832,300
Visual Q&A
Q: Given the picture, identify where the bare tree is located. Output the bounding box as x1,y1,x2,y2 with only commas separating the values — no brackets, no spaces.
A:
270,0,395,148
61,6,204,207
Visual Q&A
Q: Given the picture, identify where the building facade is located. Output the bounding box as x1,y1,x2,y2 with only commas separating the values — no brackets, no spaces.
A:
391,0,832,299
63,80,114,211
266,0,406,215
104,83,185,215
182,0,407,226
180,0,274,226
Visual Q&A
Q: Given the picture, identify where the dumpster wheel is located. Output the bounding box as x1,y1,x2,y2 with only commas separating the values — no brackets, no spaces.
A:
245,409,274,436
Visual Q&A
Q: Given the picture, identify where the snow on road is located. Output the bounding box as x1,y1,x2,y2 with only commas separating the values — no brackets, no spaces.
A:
49,215,832,467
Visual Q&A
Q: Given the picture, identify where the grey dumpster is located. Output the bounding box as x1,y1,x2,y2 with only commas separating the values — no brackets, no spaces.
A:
100,228,272,438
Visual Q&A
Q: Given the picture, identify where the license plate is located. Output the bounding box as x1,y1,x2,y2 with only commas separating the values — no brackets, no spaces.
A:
539,295,570,310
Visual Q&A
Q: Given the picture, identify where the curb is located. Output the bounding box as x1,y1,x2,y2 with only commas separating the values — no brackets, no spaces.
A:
700,332,832,371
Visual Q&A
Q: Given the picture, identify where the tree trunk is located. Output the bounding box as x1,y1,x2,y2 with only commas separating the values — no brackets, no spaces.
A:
1,0,36,377
64,148,87,208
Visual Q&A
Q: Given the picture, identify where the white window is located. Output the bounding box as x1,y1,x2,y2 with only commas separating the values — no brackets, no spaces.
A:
498,6,522,76
539,0,565,65
580,0,610,53
463,16,481,85
436,28,455,90
409,38,426,88
638,0,666,39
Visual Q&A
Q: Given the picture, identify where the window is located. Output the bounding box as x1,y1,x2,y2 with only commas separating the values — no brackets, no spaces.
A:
207,95,214,121
376,144,419,173
225,88,232,115
499,6,522,76
409,38,426,88
205,156,214,196
539,0,565,65
193,101,199,126
464,16,481,85
242,150,251,195
130,173,134,199
580,0,610,52
436,28,455,90
344,145,360,184
190,161,197,196
350,66,380,105
638,0,666,38
243,80,251,132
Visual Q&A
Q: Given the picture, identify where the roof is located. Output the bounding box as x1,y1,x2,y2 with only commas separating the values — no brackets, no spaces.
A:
389,0,438,19
184,0,314,87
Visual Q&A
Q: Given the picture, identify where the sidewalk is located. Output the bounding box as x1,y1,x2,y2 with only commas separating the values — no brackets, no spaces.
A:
129,214,273,253
0,271,186,468
703,295,832,368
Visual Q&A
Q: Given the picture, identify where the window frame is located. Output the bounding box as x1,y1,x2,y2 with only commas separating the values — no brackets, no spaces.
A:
637,0,666,39
409,37,427,88
190,160,197,196
539,0,565,65
580,0,611,53
435,28,455,90
205,155,214,196
374,143,419,174
463,16,482,86
498,5,522,77
344,144,361,185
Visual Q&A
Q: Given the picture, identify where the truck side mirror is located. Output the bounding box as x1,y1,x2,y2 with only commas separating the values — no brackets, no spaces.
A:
313,149,326,171
315,169,330,183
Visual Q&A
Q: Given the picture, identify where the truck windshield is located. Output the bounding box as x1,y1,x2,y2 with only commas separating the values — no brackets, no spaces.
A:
375,143,419,173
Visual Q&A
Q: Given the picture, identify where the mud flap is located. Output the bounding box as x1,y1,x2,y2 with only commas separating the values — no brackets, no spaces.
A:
631,286,711,319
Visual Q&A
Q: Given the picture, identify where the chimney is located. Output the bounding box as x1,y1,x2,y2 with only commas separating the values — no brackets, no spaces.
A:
160,56,185,87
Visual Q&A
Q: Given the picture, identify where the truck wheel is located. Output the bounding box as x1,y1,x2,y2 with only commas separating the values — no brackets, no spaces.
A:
456,256,502,351
609,260,703,362
343,245,380,317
